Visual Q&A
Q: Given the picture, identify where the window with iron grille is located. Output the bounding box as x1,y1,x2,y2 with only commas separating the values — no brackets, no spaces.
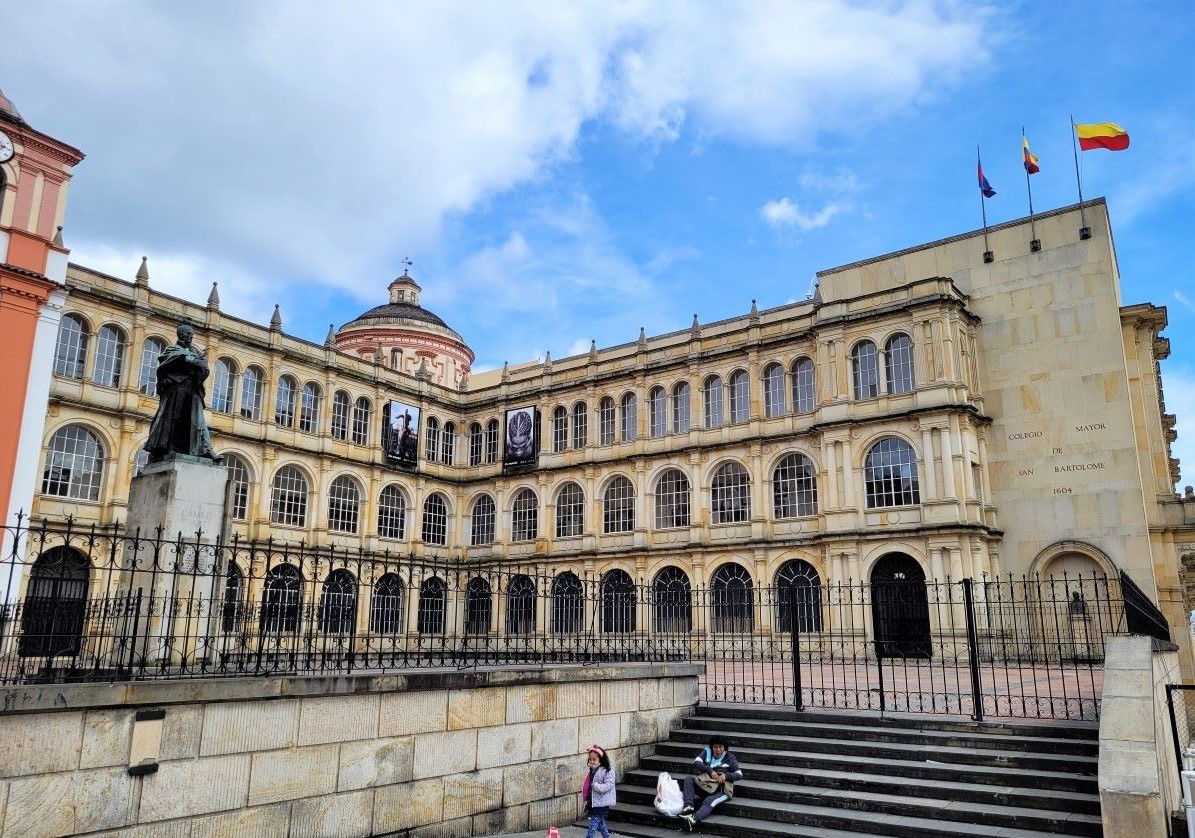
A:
240,366,264,420
270,465,308,527
485,419,499,463
652,566,692,633
792,357,815,413
42,425,104,501
441,422,455,464
331,391,350,439
212,358,237,414
53,314,89,379
370,573,405,634
274,375,297,427
620,393,637,442
885,333,915,394
728,370,749,423
852,340,879,399
299,382,321,433
711,461,751,524
471,494,496,545
654,468,690,529
555,482,584,537
648,387,666,437
351,397,371,445
377,484,407,539
703,376,723,427
552,572,584,634
260,564,302,634
711,562,754,632
422,493,448,545
417,577,446,634
602,475,635,533
864,437,920,508
138,337,166,396
327,475,361,533
318,569,357,634
601,569,636,633
598,397,615,445
469,422,483,466
506,575,536,635
465,577,492,634
772,452,818,518
774,559,822,633
763,362,785,418
511,488,539,542
572,402,588,448
551,406,567,452
672,381,691,433
225,454,252,520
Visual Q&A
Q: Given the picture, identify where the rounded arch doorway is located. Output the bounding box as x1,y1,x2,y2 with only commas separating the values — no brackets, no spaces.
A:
870,552,931,659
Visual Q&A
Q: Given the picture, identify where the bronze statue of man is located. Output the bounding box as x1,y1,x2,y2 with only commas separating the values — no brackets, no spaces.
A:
145,322,220,463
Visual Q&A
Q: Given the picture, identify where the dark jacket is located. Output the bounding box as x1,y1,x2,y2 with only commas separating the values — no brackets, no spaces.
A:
691,746,743,797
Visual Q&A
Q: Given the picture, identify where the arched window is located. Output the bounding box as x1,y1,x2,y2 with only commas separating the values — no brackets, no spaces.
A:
221,564,244,632
601,569,636,633
212,358,237,414
331,391,350,440
417,577,446,634
511,488,538,542
506,575,536,635
377,485,407,539
465,577,492,634
552,406,568,453
763,363,785,418
327,475,361,533
672,381,691,433
775,560,822,633
792,357,815,413
648,387,666,437
422,493,448,545
91,324,127,387
702,376,723,428
240,366,264,420
351,397,372,445
468,422,483,466
19,547,90,657
441,422,455,464
224,454,252,520
711,461,751,524
370,573,405,634
728,370,749,423
299,382,322,433
652,567,692,634
711,563,754,633
318,569,357,634
852,340,879,399
598,397,615,445
274,375,297,427
270,465,308,527
552,572,584,634
654,468,690,529
555,482,585,538
602,475,635,533
571,402,588,448
864,438,920,508
138,337,166,396
485,419,499,463
885,333,914,394
42,425,105,500
53,314,89,379
424,417,440,463
773,453,818,518
470,495,496,546
260,564,302,634
620,392,637,442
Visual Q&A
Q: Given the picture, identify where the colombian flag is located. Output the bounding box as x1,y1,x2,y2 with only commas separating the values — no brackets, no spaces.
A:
1076,122,1130,152
1022,136,1040,174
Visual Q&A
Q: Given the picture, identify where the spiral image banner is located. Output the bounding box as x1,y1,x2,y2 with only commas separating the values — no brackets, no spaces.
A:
503,406,539,469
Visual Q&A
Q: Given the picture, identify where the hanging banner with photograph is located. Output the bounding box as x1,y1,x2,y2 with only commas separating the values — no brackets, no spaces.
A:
384,401,420,467
502,406,539,470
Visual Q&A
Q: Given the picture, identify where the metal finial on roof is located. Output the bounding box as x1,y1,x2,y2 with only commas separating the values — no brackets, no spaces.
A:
53,226,64,247
401,255,413,277
270,304,282,330
325,324,336,347
638,327,647,349
749,299,759,322
207,282,220,310
135,256,149,286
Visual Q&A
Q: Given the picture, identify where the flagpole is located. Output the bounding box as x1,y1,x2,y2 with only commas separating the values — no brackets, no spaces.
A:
1070,116,1091,239
1023,126,1039,252
977,146,992,262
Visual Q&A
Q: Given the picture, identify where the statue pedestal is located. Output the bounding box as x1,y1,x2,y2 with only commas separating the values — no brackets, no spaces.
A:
123,456,228,668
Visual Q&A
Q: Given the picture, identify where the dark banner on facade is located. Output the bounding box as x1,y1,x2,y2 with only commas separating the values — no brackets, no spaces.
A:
502,406,539,470
384,401,420,467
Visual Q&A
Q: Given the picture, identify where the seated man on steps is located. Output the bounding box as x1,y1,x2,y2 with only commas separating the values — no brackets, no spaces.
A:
678,735,743,831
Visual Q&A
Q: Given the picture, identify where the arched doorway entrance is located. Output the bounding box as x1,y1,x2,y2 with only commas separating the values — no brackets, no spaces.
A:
19,546,90,658
870,552,931,659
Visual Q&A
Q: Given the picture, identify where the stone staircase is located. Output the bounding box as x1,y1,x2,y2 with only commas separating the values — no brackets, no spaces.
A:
605,704,1102,838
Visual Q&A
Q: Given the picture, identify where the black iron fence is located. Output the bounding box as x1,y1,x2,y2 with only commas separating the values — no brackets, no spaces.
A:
0,517,1149,720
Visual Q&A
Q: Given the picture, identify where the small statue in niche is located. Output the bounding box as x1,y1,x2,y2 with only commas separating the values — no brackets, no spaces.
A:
144,322,221,463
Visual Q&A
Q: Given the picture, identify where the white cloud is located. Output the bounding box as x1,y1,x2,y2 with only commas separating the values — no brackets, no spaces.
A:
760,197,846,231
1175,291,1195,315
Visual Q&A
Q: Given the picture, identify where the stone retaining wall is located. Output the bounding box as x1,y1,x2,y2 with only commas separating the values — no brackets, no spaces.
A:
0,663,701,837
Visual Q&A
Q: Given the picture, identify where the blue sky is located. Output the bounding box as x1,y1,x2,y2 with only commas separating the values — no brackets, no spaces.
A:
3,1,1194,483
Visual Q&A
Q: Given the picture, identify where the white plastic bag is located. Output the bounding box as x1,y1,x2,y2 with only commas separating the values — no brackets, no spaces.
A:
654,771,684,817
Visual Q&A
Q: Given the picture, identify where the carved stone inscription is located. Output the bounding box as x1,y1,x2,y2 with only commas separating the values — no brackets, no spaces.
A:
1006,422,1108,493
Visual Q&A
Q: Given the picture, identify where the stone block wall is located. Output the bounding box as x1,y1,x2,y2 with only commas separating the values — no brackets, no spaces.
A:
0,663,701,837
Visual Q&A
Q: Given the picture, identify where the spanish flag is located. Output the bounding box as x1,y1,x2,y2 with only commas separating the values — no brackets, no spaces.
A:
1022,136,1040,174
1075,122,1130,152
